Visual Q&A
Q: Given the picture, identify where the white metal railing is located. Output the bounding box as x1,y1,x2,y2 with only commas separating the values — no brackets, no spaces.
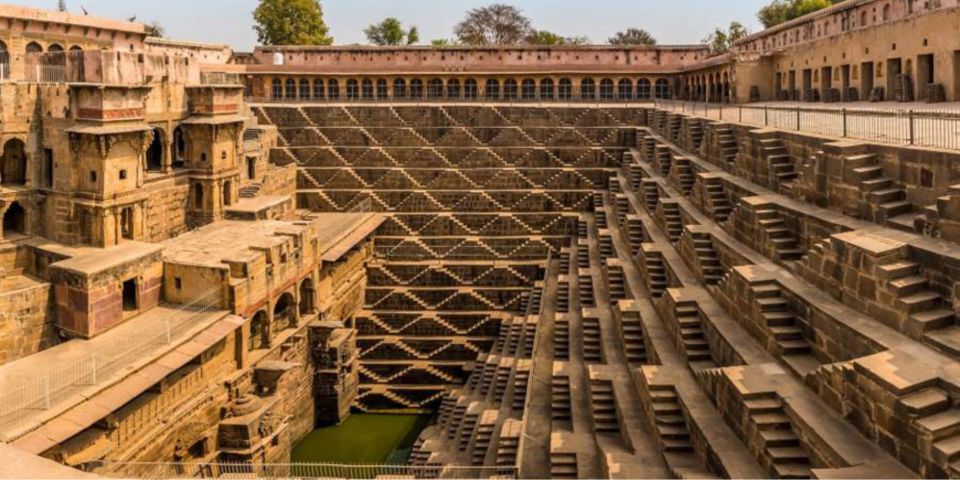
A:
92,461,517,479
0,289,223,435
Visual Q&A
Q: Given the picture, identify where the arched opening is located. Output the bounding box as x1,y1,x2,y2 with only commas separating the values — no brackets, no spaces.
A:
69,45,82,52
484,79,501,99
540,79,555,100
172,127,186,168
0,41,8,79
521,79,537,100
249,310,269,351
146,128,164,172
25,42,42,54
222,181,232,207
361,79,374,99
503,79,518,99
393,79,407,99
284,79,296,99
427,78,443,98
271,79,282,99
376,79,388,99
299,79,311,99
446,79,461,99
638,78,652,99
299,278,315,315
313,79,325,99
273,292,296,330
558,78,573,100
2,202,25,237
1,139,27,186
464,79,478,99
617,79,633,100
599,78,615,100
655,79,671,99
410,79,424,98
328,79,340,99
346,79,360,99
580,78,596,99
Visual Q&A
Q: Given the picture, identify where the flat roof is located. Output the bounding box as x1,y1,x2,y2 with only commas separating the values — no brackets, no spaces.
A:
49,241,163,277
0,3,145,35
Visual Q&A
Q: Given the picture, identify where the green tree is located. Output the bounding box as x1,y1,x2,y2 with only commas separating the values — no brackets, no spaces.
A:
526,30,588,45
431,38,459,47
607,28,656,46
454,4,533,45
703,22,748,53
253,0,332,46
757,0,841,28
145,21,165,37
364,17,419,46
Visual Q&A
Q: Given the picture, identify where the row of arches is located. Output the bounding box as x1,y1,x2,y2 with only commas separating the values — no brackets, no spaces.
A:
270,77,673,101
248,278,316,352
682,71,733,103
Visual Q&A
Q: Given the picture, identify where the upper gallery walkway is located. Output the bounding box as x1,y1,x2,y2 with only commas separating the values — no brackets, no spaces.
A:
656,99,960,151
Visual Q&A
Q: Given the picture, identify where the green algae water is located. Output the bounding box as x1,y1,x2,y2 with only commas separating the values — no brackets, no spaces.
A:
292,414,431,465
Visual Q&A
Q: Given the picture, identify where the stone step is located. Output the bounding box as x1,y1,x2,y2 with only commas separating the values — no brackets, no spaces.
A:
896,291,945,314
862,177,893,191
745,397,782,414
889,275,931,296
899,388,950,417
916,409,960,440
870,188,906,204
878,261,920,279
880,200,913,217
768,446,809,463
852,165,884,181
761,429,800,448
772,463,812,479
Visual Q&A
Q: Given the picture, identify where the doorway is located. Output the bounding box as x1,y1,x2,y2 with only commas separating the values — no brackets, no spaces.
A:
861,62,875,99
917,54,934,100
122,278,139,312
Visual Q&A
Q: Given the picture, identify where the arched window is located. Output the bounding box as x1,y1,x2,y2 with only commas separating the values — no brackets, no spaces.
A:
599,78,615,100
504,79,518,99
1,139,27,186
428,78,443,98
410,78,424,98
882,4,891,21
273,293,296,330
580,78,596,99
328,79,340,99
284,79,296,99
655,79,671,99
313,79,325,99
271,79,283,99
521,79,537,100
464,79,479,99
376,79,388,99
362,79,374,99
484,79,501,99
48,44,64,53
299,79,310,99
346,79,359,99
446,79,461,99
558,78,573,100
25,42,42,54
637,78,652,100
393,79,407,98
540,79,555,100
69,45,82,52
617,79,634,100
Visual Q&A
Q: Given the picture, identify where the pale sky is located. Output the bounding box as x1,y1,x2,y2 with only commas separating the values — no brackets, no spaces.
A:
11,0,771,51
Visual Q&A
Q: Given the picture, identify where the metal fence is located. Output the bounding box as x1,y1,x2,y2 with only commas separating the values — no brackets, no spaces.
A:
0,289,223,436
654,99,960,151
249,96,657,106
93,461,517,479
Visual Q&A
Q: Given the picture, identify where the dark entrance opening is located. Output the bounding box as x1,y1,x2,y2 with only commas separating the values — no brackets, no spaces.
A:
1,139,26,186
122,278,138,312
802,69,813,101
172,127,186,168
146,128,164,171
887,58,903,100
861,62,875,99
917,54,934,100
841,65,851,101
3,201,25,237
247,157,256,180
121,207,134,240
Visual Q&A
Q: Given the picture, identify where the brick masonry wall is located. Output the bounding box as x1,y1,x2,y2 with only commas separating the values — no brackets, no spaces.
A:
0,281,55,365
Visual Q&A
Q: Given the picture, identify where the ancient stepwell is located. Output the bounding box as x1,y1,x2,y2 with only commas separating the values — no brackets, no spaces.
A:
6,1,960,478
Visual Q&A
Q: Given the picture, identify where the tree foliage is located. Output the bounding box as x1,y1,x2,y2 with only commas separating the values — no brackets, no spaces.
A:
145,21,165,37
527,30,588,45
757,0,840,28
703,21,748,53
253,0,333,46
365,17,419,45
454,4,533,46
607,28,657,46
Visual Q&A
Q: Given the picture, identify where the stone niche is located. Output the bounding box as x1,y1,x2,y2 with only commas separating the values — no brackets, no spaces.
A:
216,394,291,465
49,243,164,338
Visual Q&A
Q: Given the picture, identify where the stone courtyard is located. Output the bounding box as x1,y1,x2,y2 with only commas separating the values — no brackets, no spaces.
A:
3,0,960,479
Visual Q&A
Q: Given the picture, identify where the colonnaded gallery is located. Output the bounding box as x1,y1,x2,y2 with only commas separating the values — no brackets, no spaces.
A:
4,1,960,478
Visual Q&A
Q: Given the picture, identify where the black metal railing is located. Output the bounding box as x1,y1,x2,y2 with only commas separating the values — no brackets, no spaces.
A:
655,99,960,151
